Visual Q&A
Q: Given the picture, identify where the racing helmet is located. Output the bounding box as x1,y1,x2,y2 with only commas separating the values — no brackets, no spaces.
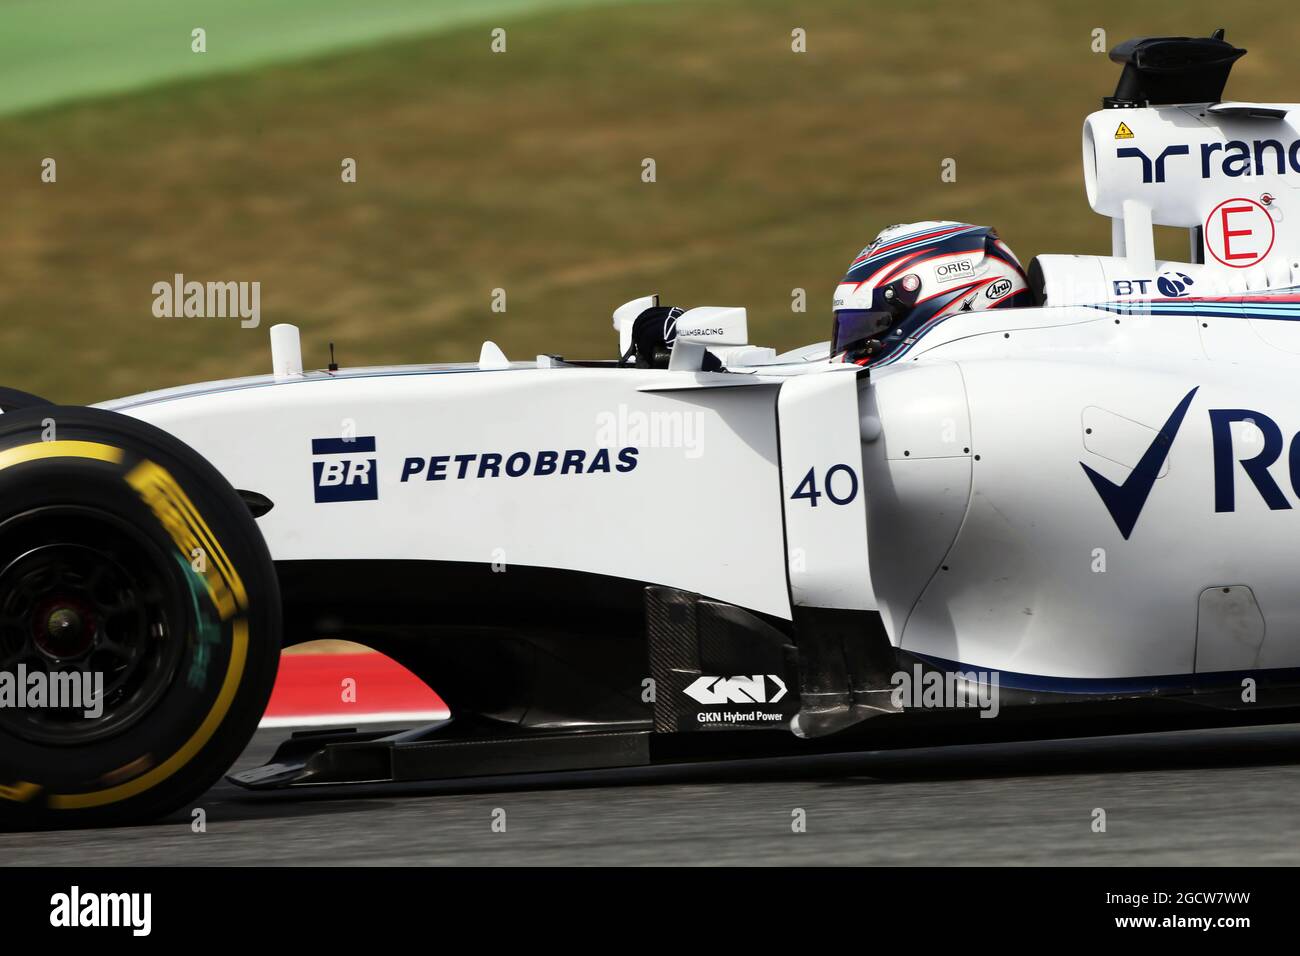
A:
831,221,1032,366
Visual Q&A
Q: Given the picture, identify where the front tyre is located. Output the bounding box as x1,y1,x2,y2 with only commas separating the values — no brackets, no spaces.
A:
0,387,52,413
0,406,281,828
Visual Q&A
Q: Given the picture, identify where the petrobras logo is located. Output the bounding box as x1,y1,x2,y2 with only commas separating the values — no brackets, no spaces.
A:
1117,139,1300,183
934,258,976,283
400,447,639,482
312,436,378,503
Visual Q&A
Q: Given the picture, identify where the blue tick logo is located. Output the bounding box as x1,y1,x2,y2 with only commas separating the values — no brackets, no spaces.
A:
1081,388,1198,539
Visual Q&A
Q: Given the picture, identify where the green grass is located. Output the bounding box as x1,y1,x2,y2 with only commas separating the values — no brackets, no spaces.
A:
0,0,1295,403
0,0,675,117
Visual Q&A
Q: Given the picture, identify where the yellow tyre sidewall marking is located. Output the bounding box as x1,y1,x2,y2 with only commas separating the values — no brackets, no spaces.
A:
0,781,41,803
126,460,247,620
0,440,251,810
0,440,123,471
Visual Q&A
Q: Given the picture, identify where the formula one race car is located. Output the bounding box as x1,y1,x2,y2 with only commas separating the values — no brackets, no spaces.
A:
7,29,1300,828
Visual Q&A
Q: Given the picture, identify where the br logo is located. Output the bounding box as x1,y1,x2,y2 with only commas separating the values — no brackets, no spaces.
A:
312,436,379,502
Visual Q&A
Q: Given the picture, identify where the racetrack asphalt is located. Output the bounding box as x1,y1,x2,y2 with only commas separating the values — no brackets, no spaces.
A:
5,722,1300,865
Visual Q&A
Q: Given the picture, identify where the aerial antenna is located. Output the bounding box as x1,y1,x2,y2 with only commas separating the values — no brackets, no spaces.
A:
328,342,338,372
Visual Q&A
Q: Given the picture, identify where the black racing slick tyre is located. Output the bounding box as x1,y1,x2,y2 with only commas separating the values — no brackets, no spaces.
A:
0,387,52,413
0,406,281,828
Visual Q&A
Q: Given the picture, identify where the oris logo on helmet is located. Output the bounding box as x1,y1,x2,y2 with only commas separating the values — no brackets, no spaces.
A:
935,259,975,282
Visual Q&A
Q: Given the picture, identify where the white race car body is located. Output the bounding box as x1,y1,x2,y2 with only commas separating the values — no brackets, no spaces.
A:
85,34,1300,770
102,290,1300,696
18,30,1300,829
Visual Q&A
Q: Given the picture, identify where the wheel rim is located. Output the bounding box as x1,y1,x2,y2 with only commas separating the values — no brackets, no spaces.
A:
0,506,192,746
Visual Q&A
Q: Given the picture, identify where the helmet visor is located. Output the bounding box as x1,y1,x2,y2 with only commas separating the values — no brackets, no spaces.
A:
830,309,894,358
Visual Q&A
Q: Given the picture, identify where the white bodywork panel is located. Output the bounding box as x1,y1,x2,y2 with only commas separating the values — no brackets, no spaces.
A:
777,367,874,610
880,339,1300,678
99,294,1300,680
109,367,793,619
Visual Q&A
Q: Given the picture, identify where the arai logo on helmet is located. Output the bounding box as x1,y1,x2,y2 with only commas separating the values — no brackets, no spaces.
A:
986,278,1014,300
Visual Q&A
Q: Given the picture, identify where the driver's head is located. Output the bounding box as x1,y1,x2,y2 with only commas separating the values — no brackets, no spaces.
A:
831,221,1031,366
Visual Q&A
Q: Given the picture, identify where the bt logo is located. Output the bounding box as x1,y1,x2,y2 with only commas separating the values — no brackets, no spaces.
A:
1156,271,1194,297
1111,272,1195,298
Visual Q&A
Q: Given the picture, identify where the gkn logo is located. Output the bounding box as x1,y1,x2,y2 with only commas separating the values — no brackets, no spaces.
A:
684,675,788,705
312,436,378,503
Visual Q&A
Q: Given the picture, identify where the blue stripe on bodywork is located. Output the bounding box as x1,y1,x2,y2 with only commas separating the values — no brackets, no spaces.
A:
102,363,516,412
1092,301,1300,320
312,436,376,454
911,652,1300,695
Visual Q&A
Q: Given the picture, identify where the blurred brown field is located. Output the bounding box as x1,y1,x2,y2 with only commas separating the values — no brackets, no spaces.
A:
0,0,1295,403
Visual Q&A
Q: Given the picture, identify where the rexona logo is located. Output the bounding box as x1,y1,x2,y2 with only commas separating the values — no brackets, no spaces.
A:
312,436,378,503
684,675,788,705
1207,408,1300,514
